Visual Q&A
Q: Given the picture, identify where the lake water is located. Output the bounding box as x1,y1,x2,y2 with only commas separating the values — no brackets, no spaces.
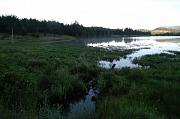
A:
87,36,180,69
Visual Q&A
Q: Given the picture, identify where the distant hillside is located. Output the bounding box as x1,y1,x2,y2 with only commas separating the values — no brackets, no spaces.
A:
165,26,180,31
151,26,180,35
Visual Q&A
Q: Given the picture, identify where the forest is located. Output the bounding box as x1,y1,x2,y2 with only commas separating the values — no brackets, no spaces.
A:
0,15,151,37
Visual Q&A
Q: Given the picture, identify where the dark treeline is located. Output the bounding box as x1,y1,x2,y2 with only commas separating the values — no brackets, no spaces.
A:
155,32,180,36
0,15,151,37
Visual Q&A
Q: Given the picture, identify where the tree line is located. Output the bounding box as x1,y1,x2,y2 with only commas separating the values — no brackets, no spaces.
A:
0,15,151,37
154,32,180,36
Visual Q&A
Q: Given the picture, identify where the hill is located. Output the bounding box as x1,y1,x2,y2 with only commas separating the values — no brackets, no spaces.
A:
151,26,180,35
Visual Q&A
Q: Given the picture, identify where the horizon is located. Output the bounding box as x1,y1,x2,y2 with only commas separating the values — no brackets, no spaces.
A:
0,0,180,30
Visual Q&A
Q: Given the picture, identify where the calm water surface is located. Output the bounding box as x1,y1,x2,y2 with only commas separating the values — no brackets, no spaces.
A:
87,36,180,69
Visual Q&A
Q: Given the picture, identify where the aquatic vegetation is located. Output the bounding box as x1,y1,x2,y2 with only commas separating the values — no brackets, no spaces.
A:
0,38,180,119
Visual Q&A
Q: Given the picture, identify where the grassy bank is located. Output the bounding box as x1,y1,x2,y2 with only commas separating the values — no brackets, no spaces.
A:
0,37,180,119
95,52,180,119
0,33,75,42
0,38,131,119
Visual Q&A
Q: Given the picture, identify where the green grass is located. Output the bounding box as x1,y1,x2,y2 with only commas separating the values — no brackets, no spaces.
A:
0,33,75,41
0,38,180,119
94,53,180,119
0,38,131,119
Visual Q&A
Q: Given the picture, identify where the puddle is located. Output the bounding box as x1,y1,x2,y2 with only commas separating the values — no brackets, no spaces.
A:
99,57,141,69
66,81,98,118
87,36,180,69
68,88,96,118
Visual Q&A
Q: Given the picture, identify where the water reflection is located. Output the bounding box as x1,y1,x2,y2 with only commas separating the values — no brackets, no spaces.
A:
87,36,180,69
68,87,96,118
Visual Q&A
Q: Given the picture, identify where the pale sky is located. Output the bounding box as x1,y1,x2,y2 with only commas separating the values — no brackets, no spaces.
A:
0,0,180,29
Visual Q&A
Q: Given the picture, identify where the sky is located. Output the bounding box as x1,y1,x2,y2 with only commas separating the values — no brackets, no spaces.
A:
0,0,180,29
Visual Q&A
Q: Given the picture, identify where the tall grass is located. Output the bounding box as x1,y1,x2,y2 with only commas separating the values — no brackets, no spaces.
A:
0,39,180,119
